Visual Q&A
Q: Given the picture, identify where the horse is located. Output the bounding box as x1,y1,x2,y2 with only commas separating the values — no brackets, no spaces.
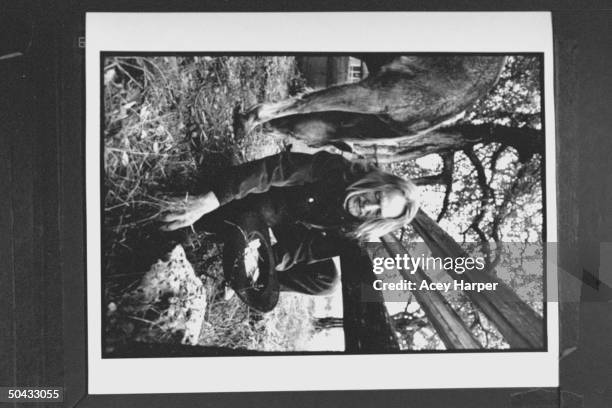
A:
234,55,505,151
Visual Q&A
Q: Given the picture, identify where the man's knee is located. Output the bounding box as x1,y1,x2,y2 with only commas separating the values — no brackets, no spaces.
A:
278,260,340,296
310,261,340,295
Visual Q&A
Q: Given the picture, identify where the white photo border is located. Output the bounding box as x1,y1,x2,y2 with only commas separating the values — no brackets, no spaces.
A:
86,12,559,394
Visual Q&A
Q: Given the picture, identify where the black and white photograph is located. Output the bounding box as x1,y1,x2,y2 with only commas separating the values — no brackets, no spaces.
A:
86,12,559,393
101,52,545,355
8,5,612,406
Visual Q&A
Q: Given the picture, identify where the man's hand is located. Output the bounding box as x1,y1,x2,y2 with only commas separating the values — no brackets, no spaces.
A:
159,191,220,231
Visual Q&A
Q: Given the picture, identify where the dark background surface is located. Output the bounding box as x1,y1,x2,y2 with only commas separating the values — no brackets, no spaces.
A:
1,2,611,407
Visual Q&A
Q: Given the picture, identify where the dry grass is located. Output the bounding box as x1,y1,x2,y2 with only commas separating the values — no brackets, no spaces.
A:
103,55,315,352
199,293,315,351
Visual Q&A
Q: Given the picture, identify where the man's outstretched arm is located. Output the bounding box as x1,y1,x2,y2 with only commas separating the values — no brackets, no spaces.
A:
160,151,352,231
210,151,350,205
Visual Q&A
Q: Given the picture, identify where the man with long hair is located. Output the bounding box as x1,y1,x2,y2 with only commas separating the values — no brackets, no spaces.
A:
160,150,419,310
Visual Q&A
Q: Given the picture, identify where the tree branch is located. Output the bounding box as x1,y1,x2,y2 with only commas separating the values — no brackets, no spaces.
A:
463,146,495,266
413,174,446,186
437,152,455,222
490,160,539,250
489,144,507,173
464,146,493,200
352,123,542,164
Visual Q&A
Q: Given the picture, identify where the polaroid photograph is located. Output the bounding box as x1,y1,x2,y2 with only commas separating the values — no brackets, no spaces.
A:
86,12,558,393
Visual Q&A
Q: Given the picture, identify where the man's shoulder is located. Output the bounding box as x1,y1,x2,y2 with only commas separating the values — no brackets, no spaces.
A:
309,150,352,168
314,151,376,180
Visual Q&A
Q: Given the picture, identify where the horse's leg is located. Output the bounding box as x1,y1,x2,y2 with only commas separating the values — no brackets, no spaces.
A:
266,111,400,147
238,81,388,134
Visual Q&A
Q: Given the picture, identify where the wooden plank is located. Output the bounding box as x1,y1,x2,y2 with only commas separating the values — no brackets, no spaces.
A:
0,51,17,403
380,234,482,349
34,14,64,392
554,12,612,405
3,11,65,404
11,47,43,392
326,56,349,86
58,7,88,406
339,243,400,352
297,56,329,89
411,209,544,349
553,11,582,358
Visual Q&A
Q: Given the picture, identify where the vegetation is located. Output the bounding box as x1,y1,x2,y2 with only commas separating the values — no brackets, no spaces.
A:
103,56,318,354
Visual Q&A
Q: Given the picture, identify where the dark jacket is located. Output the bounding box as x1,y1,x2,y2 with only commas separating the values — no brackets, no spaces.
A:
199,151,369,268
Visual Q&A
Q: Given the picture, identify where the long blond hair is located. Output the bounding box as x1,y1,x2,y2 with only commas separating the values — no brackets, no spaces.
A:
346,169,420,241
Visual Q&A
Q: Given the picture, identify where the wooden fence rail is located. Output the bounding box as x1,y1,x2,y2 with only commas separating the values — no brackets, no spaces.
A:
340,243,400,352
411,209,544,349
380,234,482,349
